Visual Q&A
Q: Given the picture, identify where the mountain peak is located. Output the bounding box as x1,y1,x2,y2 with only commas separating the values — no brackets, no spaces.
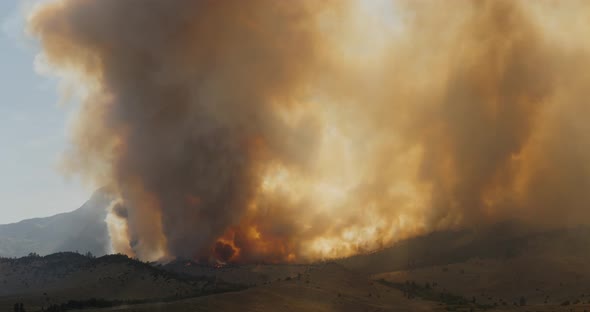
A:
0,190,112,258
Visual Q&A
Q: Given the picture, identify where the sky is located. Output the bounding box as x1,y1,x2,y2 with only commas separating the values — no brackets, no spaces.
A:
0,1,92,224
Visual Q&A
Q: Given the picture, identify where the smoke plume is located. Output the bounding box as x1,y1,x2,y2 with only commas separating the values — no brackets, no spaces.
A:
29,0,590,262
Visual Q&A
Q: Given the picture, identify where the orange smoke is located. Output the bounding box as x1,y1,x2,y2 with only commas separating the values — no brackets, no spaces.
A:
28,0,590,262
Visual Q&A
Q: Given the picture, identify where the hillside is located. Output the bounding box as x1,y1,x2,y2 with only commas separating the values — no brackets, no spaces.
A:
3,223,590,311
353,224,590,311
0,252,242,311
0,190,111,258
0,253,439,312
74,263,440,312
338,222,553,274
164,260,312,286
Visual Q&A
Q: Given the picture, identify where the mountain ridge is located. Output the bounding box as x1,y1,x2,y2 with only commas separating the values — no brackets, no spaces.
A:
0,189,112,258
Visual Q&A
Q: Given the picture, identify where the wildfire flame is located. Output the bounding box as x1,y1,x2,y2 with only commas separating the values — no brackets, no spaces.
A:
28,0,590,262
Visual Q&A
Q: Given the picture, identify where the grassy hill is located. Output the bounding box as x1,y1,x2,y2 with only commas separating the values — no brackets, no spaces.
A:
0,252,242,312
375,254,590,308
74,263,439,312
337,222,584,274
4,222,590,311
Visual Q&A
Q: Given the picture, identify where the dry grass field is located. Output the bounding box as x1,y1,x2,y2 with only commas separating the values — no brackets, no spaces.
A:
3,224,590,312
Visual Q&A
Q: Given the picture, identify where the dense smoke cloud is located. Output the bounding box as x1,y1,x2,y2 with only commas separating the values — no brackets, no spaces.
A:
391,0,590,227
29,0,590,262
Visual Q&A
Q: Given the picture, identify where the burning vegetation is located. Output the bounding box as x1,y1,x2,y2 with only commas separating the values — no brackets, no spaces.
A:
29,0,590,263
